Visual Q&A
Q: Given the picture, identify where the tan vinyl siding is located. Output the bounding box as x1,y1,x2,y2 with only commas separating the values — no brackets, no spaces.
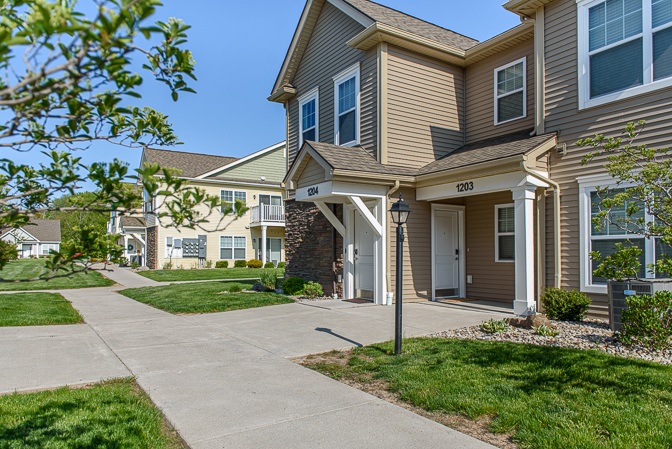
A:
465,38,535,143
296,157,327,188
386,46,464,169
287,2,377,167
213,146,286,183
465,191,516,302
544,0,672,318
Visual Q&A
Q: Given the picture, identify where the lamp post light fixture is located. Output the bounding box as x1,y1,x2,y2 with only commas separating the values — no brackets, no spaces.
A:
389,193,412,355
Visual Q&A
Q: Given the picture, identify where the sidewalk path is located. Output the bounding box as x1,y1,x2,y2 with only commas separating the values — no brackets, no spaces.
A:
55,287,506,448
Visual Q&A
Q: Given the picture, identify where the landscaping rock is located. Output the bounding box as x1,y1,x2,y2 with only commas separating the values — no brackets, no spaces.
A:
251,282,265,292
506,314,553,329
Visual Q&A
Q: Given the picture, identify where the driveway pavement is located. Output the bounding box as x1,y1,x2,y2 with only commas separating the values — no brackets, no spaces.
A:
1,268,510,448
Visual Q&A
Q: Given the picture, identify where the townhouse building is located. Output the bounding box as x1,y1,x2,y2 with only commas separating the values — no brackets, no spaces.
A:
269,0,672,317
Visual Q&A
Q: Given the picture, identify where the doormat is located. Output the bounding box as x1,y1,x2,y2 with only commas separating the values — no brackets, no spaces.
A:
440,298,478,303
343,298,373,304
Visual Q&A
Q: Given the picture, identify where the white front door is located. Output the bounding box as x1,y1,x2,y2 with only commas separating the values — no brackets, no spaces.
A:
354,211,374,299
265,238,282,265
434,209,460,298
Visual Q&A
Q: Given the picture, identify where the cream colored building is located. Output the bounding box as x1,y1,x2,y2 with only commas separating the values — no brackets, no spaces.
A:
137,142,287,269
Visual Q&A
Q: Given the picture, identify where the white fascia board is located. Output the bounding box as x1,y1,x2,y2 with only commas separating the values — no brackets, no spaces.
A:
197,142,286,179
326,0,374,27
417,171,546,201
153,176,283,189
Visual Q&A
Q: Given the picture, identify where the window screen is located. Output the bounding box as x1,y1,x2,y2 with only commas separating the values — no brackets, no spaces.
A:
234,236,246,260
301,99,316,143
220,236,233,260
496,62,525,123
337,76,357,144
496,206,515,261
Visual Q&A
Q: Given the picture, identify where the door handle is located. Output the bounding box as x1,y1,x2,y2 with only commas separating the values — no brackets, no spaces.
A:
354,249,359,255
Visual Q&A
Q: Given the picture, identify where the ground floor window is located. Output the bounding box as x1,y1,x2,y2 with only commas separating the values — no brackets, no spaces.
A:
495,204,515,262
220,236,246,260
41,244,58,255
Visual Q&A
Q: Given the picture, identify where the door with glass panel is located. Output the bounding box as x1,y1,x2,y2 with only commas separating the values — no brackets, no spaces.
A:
259,195,283,222
265,238,282,265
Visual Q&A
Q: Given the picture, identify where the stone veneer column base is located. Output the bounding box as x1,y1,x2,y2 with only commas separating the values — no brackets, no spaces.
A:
285,199,343,297
146,226,158,269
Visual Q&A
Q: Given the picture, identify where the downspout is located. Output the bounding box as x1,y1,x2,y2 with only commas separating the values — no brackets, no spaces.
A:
530,6,545,136
520,158,561,289
385,180,401,293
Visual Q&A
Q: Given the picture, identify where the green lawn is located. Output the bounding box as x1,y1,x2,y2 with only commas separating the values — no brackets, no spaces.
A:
0,292,83,327
137,267,284,282
0,378,183,448
119,281,294,314
307,338,672,449
0,259,115,291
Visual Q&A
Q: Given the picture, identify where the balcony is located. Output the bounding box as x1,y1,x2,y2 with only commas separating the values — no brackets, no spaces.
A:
250,204,285,226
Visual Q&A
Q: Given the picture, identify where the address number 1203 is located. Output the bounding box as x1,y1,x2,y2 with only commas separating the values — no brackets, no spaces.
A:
456,182,474,192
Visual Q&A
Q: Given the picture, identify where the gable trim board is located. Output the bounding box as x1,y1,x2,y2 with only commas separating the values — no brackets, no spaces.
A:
197,142,286,179
1,228,39,242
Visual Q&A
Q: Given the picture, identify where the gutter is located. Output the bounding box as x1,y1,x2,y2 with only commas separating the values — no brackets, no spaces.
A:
520,157,561,289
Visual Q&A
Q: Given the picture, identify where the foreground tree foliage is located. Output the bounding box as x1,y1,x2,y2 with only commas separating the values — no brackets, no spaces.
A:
579,121,672,278
0,0,244,282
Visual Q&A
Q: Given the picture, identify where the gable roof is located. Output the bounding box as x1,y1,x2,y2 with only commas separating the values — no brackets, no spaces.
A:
143,148,239,179
198,142,286,179
417,130,557,176
271,0,479,98
120,216,146,228
2,219,61,242
305,141,416,175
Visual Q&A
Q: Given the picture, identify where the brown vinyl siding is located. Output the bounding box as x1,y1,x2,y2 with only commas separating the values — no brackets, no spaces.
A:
465,191,516,302
465,38,535,143
287,2,377,167
544,0,672,318
296,157,326,188
386,46,464,169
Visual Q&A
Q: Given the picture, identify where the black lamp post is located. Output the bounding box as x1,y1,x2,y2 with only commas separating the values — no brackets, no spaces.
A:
389,193,412,355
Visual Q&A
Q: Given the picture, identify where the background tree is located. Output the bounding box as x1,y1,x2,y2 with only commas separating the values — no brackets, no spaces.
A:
579,121,672,279
45,191,110,245
0,0,244,282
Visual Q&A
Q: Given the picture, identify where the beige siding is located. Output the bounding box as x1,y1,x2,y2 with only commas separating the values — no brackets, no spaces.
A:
465,191,516,302
386,46,464,169
155,181,286,268
296,157,327,188
544,0,672,318
287,2,377,166
465,38,535,143
213,146,286,183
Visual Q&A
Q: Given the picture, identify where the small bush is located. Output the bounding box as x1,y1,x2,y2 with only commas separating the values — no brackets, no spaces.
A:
130,261,140,269
234,260,246,268
277,261,285,269
205,260,213,268
260,269,278,290
620,291,672,350
247,259,263,269
541,288,591,321
215,261,228,269
264,262,275,268
162,261,173,270
227,283,242,293
480,319,510,334
534,324,559,337
303,281,323,299
282,277,307,296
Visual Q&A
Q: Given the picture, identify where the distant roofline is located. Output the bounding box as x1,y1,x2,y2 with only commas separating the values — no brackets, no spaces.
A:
197,141,286,179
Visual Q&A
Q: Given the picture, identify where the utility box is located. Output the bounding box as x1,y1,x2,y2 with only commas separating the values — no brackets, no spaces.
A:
198,235,207,259
608,279,672,331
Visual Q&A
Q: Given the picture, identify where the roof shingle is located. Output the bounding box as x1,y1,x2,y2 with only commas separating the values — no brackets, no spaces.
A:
4,219,62,242
304,141,417,176
143,148,238,179
120,216,146,228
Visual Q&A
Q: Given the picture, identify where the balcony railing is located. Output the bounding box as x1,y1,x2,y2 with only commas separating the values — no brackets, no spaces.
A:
250,204,285,224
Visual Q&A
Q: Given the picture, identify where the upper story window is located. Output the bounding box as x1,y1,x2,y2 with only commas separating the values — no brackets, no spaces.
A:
110,211,116,226
494,58,526,125
333,64,360,146
221,189,246,214
299,88,319,147
578,0,672,108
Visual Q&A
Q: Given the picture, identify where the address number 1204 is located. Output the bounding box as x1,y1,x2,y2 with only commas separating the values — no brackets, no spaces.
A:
456,182,474,192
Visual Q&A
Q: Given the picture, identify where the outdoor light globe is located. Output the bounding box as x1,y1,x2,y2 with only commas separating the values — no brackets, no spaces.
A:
389,194,412,224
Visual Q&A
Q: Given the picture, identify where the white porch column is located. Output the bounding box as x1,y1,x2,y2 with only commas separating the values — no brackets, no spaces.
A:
261,225,267,264
373,198,387,305
123,235,129,259
512,186,536,316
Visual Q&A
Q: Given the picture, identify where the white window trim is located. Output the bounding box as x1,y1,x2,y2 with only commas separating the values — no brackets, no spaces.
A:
495,203,516,263
577,174,656,294
577,0,672,109
220,235,246,260
221,189,247,215
333,63,361,147
298,87,319,148
493,57,527,126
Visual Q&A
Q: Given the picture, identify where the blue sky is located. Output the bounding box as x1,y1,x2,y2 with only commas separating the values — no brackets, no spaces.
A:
8,0,520,190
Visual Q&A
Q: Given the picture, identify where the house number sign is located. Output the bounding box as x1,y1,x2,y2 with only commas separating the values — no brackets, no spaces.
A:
456,181,474,193
307,186,319,197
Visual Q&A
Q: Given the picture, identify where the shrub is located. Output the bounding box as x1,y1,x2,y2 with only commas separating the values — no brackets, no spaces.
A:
282,277,307,296
264,262,275,268
541,288,591,321
260,269,278,290
620,291,672,350
247,259,263,269
162,261,173,270
480,319,510,334
302,281,323,299
277,261,285,269
215,261,228,269
205,260,213,268
227,283,242,293
234,260,246,268
130,261,140,269
534,324,560,337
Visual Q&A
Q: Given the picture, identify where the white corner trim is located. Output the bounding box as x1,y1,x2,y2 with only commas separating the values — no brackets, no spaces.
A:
493,56,527,126
197,141,286,179
299,88,319,148
333,63,361,146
